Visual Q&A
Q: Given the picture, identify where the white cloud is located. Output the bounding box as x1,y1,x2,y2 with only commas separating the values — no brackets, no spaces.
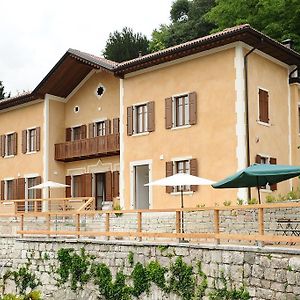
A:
0,0,172,96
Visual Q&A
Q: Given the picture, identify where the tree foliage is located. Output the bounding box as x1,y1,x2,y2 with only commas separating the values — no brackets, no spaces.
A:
103,27,150,62
149,0,216,52
205,0,300,51
0,81,10,100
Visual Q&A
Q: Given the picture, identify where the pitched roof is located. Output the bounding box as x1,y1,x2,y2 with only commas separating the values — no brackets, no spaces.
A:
2,24,300,110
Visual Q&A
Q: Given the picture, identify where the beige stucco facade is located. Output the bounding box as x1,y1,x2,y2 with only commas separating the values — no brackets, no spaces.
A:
1,29,300,211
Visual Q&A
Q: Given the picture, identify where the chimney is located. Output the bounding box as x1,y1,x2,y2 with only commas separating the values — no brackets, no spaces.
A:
282,39,294,49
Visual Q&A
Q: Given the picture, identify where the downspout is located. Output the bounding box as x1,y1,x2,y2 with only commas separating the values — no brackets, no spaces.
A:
244,47,256,200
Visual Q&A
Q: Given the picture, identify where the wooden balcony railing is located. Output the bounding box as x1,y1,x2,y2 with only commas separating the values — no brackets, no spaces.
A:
55,134,120,162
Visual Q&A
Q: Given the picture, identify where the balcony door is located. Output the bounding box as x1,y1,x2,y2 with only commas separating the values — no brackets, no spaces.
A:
95,173,106,210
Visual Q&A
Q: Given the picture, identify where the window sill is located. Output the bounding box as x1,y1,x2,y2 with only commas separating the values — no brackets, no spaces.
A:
4,155,15,159
132,132,150,137
171,191,194,196
26,151,37,155
257,121,270,127
171,125,191,131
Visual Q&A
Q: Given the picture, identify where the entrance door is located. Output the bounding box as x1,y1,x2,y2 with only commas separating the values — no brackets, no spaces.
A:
134,165,149,209
95,173,105,210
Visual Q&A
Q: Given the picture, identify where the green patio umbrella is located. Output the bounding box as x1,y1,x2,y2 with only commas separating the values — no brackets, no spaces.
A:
212,164,300,203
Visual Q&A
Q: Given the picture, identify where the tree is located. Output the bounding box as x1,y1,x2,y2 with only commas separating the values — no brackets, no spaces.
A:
149,0,216,52
0,81,10,100
205,0,300,51
103,27,150,62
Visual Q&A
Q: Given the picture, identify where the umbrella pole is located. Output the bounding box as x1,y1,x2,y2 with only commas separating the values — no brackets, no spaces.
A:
181,188,184,234
256,177,261,204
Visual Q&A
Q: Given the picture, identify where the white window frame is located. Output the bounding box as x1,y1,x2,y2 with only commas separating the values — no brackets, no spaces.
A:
132,101,149,136
4,178,14,201
26,126,38,154
257,153,272,192
171,92,191,129
4,132,15,158
257,87,270,127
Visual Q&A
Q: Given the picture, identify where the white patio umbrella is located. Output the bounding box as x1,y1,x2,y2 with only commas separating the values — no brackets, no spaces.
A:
145,173,215,234
29,180,70,198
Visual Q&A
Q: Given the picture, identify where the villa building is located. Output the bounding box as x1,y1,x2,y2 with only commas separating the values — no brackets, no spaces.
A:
0,24,300,210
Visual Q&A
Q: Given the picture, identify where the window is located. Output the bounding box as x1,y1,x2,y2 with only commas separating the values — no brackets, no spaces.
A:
22,127,40,153
6,180,14,200
255,154,277,190
95,121,106,136
6,134,14,156
258,89,269,124
72,126,81,141
165,92,197,129
175,95,189,127
72,175,82,197
136,104,148,133
0,133,17,157
166,158,198,193
66,125,86,142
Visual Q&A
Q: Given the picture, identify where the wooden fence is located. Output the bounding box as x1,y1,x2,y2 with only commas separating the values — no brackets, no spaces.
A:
6,202,300,246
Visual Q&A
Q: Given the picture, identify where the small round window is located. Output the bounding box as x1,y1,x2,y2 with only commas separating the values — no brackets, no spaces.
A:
74,106,80,113
96,84,105,98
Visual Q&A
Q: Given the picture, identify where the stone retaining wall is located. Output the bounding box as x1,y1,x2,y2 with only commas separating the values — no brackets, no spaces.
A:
0,237,299,299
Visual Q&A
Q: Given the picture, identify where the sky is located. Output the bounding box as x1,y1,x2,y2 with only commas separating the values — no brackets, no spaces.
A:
0,0,173,96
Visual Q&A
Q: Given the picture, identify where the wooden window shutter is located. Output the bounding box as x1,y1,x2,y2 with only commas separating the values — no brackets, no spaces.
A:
105,119,111,136
80,125,87,139
147,101,155,132
66,128,71,142
13,179,18,200
270,157,277,191
16,178,25,212
12,132,17,155
166,161,173,193
190,159,198,192
0,135,5,157
113,171,119,197
165,97,173,129
127,106,133,136
35,176,42,199
259,89,269,123
0,181,4,200
65,176,71,198
36,127,41,151
22,130,27,154
88,123,94,138
188,92,197,125
113,118,120,134
105,171,113,201
255,155,262,164
82,174,92,197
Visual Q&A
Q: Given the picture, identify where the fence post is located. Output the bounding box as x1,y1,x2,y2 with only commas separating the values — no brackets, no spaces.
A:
214,209,220,245
258,207,264,247
76,213,80,239
47,214,51,238
105,213,110,241
20,214,24,238
137,212,142,241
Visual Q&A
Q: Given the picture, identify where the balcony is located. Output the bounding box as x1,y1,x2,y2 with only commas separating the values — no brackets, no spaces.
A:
55,134,120,162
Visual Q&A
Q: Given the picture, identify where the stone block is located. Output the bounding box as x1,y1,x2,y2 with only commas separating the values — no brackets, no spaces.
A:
289,256,300,271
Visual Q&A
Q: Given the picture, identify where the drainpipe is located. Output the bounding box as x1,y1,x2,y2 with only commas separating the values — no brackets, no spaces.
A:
244,47,256,200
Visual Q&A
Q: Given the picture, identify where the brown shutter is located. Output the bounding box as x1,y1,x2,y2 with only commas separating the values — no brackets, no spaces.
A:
105,171,113,201
66,128,71,142
270,157,277,191
80,125,87,139
113,118,120,134
105,120,111,136
166,161,173,193
35,176,42,199
190,159,198,192
35,127,41,151
189,92,197,125
127,106,133,136
0,135,5,157
165,97,173,129
147,101,155,132
16,178,25,212
259,89,269,123
255,155,262,164
12,132,17,155
81,174,92,197
113,171,119,197
1,181,4,200
66,176,71,198
88,123,94,138
22,130,27,154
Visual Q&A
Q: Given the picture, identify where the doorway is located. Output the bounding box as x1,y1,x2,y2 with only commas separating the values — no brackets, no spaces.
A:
95,173,105,210
134,165,150,209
